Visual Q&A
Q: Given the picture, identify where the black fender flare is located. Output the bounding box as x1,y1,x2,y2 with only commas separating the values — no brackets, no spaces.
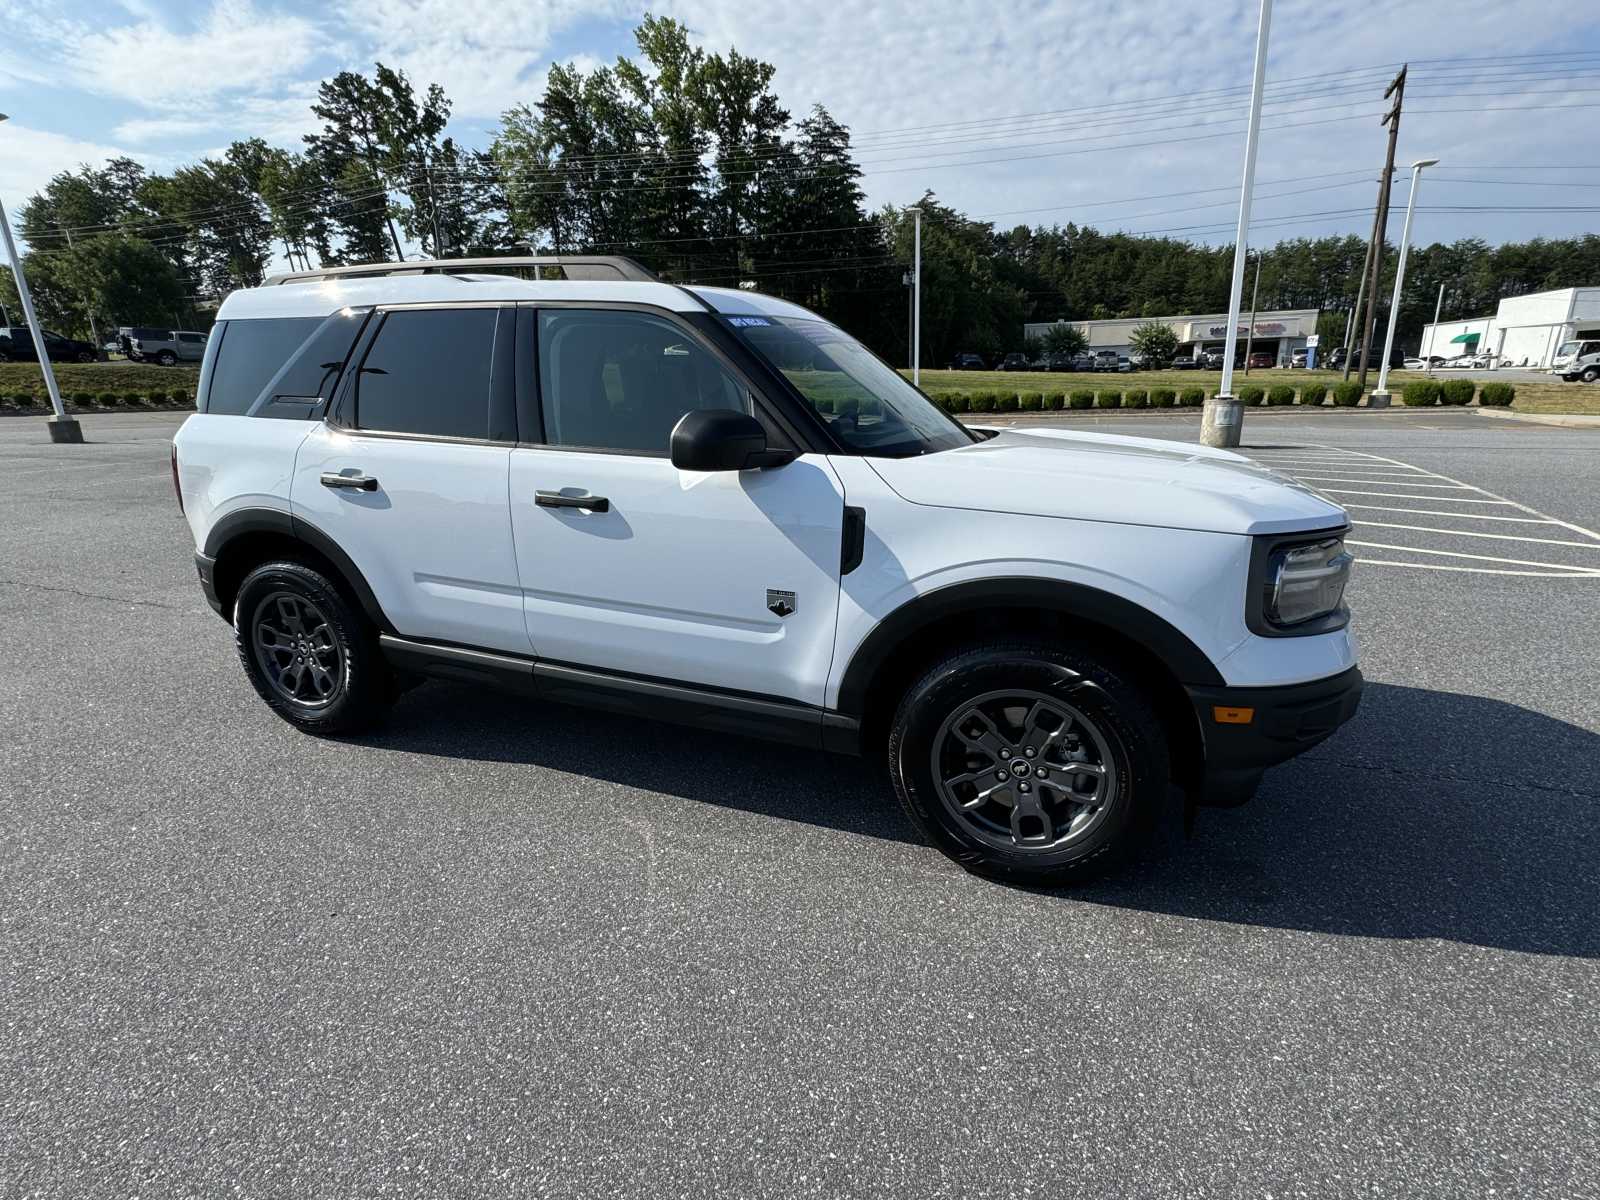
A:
833,576,1224,719
204,507,392,632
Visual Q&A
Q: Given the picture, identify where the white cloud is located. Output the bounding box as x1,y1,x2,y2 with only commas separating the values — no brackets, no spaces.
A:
0,122,155,216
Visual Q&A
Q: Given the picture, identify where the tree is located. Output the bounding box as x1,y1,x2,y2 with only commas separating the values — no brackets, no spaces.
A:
305,70,406,262
0,235,186,339
1129,320,1179,362
1042,324,1088,357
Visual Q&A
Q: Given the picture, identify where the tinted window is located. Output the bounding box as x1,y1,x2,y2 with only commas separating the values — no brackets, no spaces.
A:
206,317,321,415
355,308,495,439
537,310,747,453
179,333,206,344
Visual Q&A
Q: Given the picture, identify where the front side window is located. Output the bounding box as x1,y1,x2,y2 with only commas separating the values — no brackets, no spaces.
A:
723,315,974,457
355,307,496,439
537,309,748,453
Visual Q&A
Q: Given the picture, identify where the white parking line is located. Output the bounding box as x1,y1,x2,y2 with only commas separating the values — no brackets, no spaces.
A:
1291,475,1475,489
1319,488,1516,504
1348,540,1600,574
1354,559,1600,578
1353,521,1600,549
1340,504,1559,524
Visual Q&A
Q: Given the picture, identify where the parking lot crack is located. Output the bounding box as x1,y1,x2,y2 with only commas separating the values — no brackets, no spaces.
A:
0,577,189,613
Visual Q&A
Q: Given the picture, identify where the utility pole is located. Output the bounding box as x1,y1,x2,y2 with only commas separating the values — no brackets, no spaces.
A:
1242,252,1262,374
1426,281,1445,374
59,225,102,354
1342,242,1371,380
1201,0,1271,448
912,207,922,387
1356,65,1406,392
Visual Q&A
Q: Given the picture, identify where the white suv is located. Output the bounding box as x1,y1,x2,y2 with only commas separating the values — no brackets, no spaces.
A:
173,256,1362,885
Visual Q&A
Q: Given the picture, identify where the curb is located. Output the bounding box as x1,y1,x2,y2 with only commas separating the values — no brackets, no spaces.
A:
1475,407,1600,429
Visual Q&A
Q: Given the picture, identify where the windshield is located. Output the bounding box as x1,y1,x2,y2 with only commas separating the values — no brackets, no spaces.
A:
722,315,975,457
1557,341,1579,359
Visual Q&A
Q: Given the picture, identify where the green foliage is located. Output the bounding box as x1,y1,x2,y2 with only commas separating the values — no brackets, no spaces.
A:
946,393,971,413
122,391,143,406
1440,379,1476,406
72,391,94,406
1266,385,1295,406
1128,321,1179,363
1124,388,1149,409
1018,391,1043,412
0,362,199,397
1151,388,1176,408
99,391,120,406
995,392,1019,413
1044,391,1065,411
12,392,37,407
1479,382,1516,406
1095,390,1122,409
1179,386,1205,406
1068,389,1094,410
172,390,192,407
1299,383,1328,405
813,397,834,414
1238,385,1265,406
1332,381,1363,407
1401,380,1441,406
1042,325,1088,357
969,391,995,413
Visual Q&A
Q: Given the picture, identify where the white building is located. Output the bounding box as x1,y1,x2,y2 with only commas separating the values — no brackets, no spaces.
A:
1023,308,1320,366
1420,286,1600,368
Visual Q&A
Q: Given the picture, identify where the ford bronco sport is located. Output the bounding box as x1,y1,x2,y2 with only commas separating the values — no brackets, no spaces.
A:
173,255,1361,885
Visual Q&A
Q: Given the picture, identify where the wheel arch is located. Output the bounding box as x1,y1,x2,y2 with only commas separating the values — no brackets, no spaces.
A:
834,577,1220,786
205,508,391,632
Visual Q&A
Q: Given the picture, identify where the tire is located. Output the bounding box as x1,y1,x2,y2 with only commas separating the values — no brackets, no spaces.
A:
888,641,1171,885
1581,367,1599,384
233,560,393,735
76,351,94,363
157,351,177,366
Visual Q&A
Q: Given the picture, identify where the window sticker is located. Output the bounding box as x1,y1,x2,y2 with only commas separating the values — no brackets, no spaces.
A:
726,316,771,327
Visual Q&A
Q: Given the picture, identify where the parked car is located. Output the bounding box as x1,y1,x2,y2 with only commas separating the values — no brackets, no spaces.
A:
1551,338,1600,378
1071,353,1095,372
947,352,986,371
1170,354,1202,371
1246,352,1275,370
1092,350,1120,372
0,325,97,363
997,352,1031,372
119,327,209,366
1402,355,1447,371
1116,356,1133,373
172,253,1361,887
1046,352,1079,372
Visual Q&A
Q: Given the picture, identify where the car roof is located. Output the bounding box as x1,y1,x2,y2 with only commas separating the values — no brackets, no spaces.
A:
215,275,825,323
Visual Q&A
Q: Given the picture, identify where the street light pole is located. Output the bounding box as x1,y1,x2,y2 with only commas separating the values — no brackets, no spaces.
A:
1370,157,1438,406
1426,281,1444,375
0,113,82,443
1242,252,1262,374
1202,0,1272,449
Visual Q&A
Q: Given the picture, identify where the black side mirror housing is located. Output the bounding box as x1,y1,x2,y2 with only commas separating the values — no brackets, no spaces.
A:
670,409,796,471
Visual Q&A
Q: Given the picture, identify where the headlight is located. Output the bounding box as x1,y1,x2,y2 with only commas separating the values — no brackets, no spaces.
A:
1264,536,1352,628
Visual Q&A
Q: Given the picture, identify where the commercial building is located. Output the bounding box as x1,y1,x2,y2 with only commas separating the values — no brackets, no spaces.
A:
1023,308,1321,365
1419,286,1600,368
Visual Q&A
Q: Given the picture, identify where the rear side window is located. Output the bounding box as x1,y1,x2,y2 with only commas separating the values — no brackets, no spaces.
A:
206,317,322,415
354,308,496,439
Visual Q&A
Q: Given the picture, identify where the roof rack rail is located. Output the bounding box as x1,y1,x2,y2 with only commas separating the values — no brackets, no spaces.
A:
262,255,658,286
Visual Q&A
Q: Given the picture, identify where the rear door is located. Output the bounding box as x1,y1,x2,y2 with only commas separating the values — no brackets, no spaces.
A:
293,304,529,654
507,305,845,704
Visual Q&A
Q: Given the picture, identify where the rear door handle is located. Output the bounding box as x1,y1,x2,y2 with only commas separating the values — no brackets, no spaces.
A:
321,472,379,491
536,490,610,513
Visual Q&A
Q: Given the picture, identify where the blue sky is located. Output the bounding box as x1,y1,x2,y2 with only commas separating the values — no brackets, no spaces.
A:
2,0,1599,255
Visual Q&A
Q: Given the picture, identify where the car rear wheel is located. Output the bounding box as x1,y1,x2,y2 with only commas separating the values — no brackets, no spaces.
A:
157,350,177,366
1581,367,1599,384
234,560,393,735
888,641,1171,885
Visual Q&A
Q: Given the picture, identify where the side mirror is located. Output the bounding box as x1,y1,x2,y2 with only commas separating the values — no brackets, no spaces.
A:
670,409,796,471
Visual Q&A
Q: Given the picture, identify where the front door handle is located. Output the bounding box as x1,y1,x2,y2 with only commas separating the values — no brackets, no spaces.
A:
321,472,379,491
536,490,610,513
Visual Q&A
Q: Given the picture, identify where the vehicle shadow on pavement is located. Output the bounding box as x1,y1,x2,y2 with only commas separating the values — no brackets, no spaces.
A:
1082,681,1600,958
375,682,915,846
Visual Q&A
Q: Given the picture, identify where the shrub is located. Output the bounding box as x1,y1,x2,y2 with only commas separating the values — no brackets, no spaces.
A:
123,391,143,407
11,392,36,407
146,391,171,406
1068,389,1094,410
1401,380,1441,407
1332,381,1363,407
72,391,94,408
945,393,971,413
1044,391,1065,411
173,390,193,408
1479,382,1515,407
1123,388,1149,409
1017,391,1042,412
1095,390,1122,409
968,391,995,413
1151,388,1176,408
1440,379,1475,406
1299,383,1328,406
1238,385,1265,406
1179,386,1205,407
98,391,120,406
1266,385,1295,407
995,392,1019,413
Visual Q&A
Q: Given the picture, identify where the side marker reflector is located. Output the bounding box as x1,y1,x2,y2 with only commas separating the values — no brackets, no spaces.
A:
1213,706,1255,725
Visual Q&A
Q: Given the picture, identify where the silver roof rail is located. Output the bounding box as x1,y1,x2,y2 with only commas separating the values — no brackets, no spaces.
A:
262,255,658,286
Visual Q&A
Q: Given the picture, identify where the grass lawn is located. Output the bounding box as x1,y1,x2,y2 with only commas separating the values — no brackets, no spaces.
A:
900,366,1591,414
0,361,202,402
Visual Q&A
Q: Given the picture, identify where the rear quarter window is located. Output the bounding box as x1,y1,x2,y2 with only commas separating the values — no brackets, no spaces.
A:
204,314,364,418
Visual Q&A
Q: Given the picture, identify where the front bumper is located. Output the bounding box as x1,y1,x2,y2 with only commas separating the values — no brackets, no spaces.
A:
1185,666,1363,805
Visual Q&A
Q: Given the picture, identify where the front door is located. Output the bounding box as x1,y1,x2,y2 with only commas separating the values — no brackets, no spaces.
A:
508,306,844,705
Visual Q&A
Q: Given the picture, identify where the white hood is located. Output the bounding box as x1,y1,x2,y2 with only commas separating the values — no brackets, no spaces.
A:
866,427,1347,536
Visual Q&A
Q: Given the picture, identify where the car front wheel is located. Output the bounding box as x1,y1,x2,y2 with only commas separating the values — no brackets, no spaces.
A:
1581,367,1599,384
234,560,393,735
888,642,1171,885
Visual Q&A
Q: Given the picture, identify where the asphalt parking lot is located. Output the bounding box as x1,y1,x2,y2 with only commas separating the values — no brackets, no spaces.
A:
3,409,1598,1198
